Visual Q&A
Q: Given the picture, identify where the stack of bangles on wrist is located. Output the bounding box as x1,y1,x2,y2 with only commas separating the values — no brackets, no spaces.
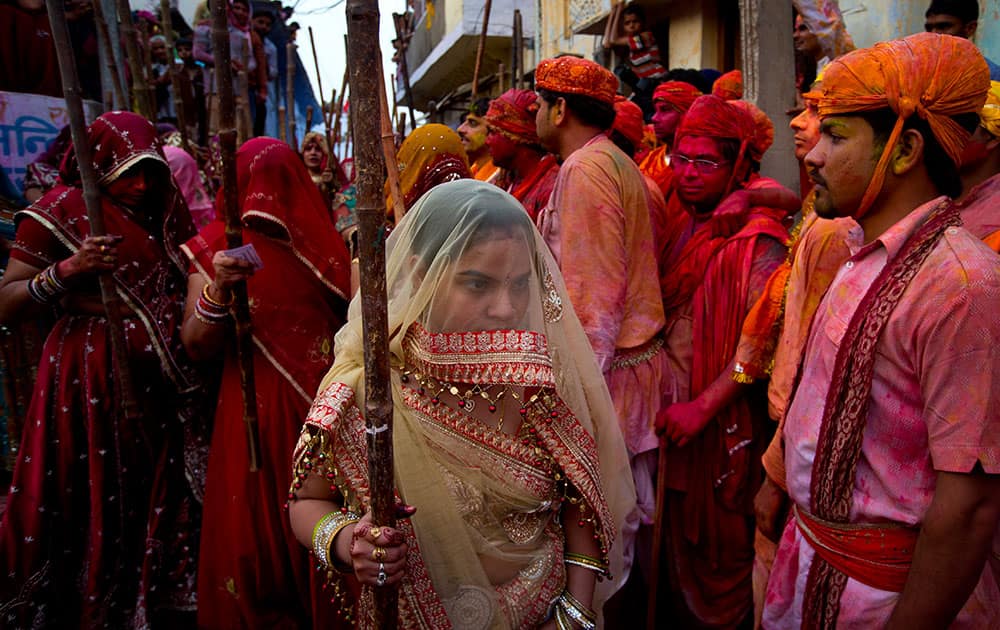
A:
26,264,68,304
554,589,596,630
563,552,609,580
195,284,233,325
312,510,360,573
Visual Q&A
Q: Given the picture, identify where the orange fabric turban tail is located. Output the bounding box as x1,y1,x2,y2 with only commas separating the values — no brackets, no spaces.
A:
811,32,990,219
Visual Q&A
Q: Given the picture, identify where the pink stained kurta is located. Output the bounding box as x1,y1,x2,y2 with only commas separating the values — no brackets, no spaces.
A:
763,197,1000,629
536,134,667,456
955,172,1000,241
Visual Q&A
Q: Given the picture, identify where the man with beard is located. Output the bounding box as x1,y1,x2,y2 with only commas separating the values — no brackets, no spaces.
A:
763,33,1000,629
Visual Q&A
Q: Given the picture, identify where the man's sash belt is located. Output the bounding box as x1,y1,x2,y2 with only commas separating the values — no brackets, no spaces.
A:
793,504,918,592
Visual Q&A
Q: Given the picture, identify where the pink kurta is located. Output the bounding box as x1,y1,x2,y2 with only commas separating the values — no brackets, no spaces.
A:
955,172,1000,241
537,134,666,455
764,197,1000,629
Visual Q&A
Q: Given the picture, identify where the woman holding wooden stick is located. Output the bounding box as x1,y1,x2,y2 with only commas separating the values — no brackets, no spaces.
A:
181,137,352,627
0,111,205,626
288,180,636,627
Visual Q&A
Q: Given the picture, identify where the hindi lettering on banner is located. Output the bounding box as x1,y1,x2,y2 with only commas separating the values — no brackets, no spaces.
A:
0,91,101,194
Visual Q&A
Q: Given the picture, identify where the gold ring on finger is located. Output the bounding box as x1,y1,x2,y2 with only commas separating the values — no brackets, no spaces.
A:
103,255,114,263
371,546,387,562
99,245,108,253
369,526,382,540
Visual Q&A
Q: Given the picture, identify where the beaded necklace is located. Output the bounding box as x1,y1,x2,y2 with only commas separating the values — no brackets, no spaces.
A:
399,368,545,434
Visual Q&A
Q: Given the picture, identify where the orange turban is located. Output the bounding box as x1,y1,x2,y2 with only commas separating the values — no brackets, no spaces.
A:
535,57,618,105
980,81,1000,138
811,32,990,218
484,88,541,147
713,70,744,101
731,100,774,163
611,95,645,149
652,81,702,113
675,94,757,194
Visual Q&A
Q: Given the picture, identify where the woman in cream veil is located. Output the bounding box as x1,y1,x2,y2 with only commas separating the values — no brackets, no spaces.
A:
288,179,636,629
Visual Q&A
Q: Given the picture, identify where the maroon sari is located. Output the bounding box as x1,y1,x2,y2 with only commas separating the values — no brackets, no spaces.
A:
0,112,204,627
182,138,351,628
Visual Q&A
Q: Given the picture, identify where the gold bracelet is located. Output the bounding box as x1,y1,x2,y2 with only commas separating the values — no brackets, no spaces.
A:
563,552,609,575
558,590,596,630
202,282,234,308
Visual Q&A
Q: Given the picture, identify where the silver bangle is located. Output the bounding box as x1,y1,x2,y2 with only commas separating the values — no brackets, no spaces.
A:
558,591,596,630
312,510,360,571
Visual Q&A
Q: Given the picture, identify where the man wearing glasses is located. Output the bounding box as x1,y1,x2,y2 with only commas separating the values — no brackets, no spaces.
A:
650,94,789,627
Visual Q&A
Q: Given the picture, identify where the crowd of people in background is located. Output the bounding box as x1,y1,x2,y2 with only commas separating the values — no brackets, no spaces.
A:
0,0,999,628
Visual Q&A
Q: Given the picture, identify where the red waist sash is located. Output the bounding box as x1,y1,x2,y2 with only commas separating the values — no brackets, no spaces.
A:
794,504,918,592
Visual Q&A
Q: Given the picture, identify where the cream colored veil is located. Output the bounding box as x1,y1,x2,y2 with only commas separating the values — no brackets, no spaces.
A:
319,179,636,627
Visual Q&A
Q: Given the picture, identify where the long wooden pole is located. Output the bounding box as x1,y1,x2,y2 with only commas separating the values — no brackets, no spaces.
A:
332,64,348,146
346,1,396,626
285,41,297,149
512,9,523,90
159,0,191,153
391,12,417,133
116,0,155,119
378,64,405,225
211,0,262,472
307,27,331,143
45,0,139,420
91,0,127,109
470,0,493,99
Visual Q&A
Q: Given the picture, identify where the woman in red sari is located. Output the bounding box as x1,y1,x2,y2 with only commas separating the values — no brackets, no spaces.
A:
181,137,352,627
0,111,203,627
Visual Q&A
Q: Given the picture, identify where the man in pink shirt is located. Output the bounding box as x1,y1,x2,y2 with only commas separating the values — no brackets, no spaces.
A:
534,56,666,599
763,33,1000,629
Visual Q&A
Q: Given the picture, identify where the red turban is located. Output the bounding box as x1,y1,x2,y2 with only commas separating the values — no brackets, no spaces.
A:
712,69,743,100
675,94,758,194
535,56,618,105
652,81,702,113
731,100,774,163
484,88,541,146
810,32,990,218
611,95,645,149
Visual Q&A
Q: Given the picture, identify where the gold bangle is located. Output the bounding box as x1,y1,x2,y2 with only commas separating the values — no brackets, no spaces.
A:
312,510,360,573
563,552,609,575
202,282,234,308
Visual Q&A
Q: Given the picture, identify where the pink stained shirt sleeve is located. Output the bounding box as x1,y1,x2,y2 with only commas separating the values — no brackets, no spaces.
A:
551,159,628,373
915,237,1000,474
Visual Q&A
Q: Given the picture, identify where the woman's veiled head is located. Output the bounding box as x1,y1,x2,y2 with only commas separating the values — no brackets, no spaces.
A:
395,180,536,333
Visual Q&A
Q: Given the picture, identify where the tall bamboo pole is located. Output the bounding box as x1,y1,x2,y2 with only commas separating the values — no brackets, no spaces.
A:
285,41,297,149
470,0,493,99
116,0,155,119
307,26,331,143
512,9,523,90
45,0,139,420
378,64,405,225
159,0,191,153
211,0,262,472
391,12,417,133
346,0,396,626
91,0,127,109
332,64,348,146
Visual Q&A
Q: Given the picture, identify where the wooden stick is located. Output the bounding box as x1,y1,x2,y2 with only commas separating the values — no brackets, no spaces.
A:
647,436,669,630
391,13,417,133
326,87,337,153
286,41,297,149
307,26,331,143
332,64,348,145
278,104,286,142
45,0,140,420
305,105,313,140
512,9,523,90
211,0,262,472
91,0,127,110
346,1,397,626
159,0,192,154
470,0,493,99
378,65,405,225
116,0,155,119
